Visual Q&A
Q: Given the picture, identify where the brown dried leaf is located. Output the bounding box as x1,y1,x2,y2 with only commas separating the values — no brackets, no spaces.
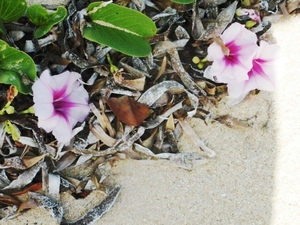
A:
6,86,18,102
106,96,149,126
0,194,21,207
11,183,42,197
215,115,250,130
286,0,300,13
22,154,47,168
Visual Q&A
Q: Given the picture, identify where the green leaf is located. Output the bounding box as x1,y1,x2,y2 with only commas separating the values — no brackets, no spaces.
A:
0,40,36,94
84,23,151,57
0,0,27,22
83,2,157,57
0,21,6,34
27,5,67,38
171,0,194,3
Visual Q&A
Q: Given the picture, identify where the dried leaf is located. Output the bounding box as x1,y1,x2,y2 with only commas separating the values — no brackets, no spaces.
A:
286,0,300,13
28,192,63,224
60,190,106,222
156,152,207,170
198,1,238,40
0,205,17,222
166,114,175,131
106,96,149,126
89,123,117,147
0,194,21,206
167,46,206,96
3,161,42,190
215,115,250,130
61,185,121,225
17,201,37,213
90,102,115,137
11,183,42,196
22,154,47,168
55,152,77,172
6,86,18,102
0,156,26,170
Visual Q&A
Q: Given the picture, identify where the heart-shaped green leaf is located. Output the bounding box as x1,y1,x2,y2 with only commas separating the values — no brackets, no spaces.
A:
0,0,27,22
27,5,67,38
0,40,36,94
83,2,157,57
0,0,27,34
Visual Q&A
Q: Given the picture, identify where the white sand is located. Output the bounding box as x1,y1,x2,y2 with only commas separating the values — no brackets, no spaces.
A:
3,2,300,224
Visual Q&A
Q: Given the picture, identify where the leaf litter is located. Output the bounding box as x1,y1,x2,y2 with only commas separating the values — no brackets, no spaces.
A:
0,0,290,223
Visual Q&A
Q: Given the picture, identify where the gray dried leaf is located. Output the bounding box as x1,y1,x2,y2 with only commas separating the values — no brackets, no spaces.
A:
138,80,185,106
2,161,42,190
198,1,238,40
18,136,38,148
192,1,205,40
61,185,121,225
48,173,61,201
0,156,26,170
55,152,78,172
0,170,10,189
175,25,190,40
153,41,178,57
156,152,207,170
0,205,18,222
24,34,57,52
28,192,63,224
133,143,157,158
121,62,150,78
167,47,207,96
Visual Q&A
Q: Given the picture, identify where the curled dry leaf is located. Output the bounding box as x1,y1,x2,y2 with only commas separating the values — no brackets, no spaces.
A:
106,96,149,126
61,185,121,225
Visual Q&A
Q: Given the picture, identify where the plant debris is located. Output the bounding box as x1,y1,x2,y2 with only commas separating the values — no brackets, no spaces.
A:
0,0,289,223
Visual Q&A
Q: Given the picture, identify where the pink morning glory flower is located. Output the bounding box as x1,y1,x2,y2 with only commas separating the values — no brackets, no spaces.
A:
227,41,283,98
32,70,90,144
206,22,258,83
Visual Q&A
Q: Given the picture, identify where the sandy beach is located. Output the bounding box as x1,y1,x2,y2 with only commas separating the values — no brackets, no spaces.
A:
2,1,300,225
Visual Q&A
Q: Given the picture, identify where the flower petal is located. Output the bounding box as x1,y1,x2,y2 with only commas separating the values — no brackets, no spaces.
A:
33,103,54,121
51,116,73,144
32,70,90,145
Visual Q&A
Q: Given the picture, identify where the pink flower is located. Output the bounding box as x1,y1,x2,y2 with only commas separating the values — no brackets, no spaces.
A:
227,41,283,98
206,22,258,83
32,70,90,144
